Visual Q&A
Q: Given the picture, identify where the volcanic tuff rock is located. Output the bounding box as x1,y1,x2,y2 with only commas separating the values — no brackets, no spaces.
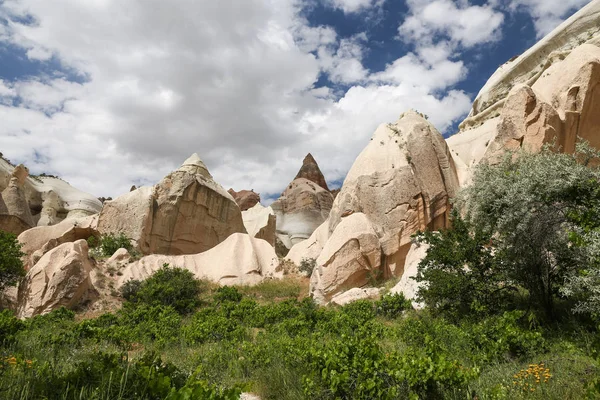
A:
117,233,281,287
271,154,333,249
304,111,459,302
98,153,246,255
17,240,97,318
228,188,261,211
0,164,35,234
0,156,102,229
448,1,600,183
242,203,276,246
390,242,429,309
294,153,329,191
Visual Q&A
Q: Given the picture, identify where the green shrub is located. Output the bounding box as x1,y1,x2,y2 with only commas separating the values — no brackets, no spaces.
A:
0,230,25,292
299,257,316,276
375,293,412,319
214,286,243,303
120,278,143,301
128,264,201,314
0,309,24,345
100,232,133,256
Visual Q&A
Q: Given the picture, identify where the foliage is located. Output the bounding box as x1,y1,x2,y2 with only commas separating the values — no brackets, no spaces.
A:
414,210,515,320
374,292,412,319
100,232,133,257
299,257,316,276
0,230,25,292
213,286,243,303
125,264,201,314
456,142,600,319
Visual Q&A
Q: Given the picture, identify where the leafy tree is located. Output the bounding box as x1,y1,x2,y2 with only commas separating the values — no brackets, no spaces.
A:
0,230,25,292
414,210,515,320
123,264,201,314
100,232,133,257
457,142,600,319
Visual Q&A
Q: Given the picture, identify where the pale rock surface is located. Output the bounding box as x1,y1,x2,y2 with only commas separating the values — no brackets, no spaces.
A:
331,287,382,306
0,164,35,234
18,215,98,270
118,233,281,287
0,157,102,226
37,190,61,227
309,213,381,304
461,0,600,130
106,248,131,270
286,220,329,267
328,111,458,277
271,177,333,248
390,242,429,309
228,188,261,211
242,203,276,246
17,240,97,318
98,154,246,255
294,153,329,191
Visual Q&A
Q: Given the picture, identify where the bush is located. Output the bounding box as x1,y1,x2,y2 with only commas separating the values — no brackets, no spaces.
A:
375,293,412,319
214,286,243,303
126,264,201,314
100,232,133,256
299,258,316,276
0,230,25,292
0,310,24,345
120,279,142,301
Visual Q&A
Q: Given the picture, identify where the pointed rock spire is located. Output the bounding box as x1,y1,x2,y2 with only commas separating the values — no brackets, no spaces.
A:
294,153,329,191
179,153,212,178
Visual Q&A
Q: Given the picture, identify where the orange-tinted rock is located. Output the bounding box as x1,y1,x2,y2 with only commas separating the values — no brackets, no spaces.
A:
228,188,261,211
294,153,329,191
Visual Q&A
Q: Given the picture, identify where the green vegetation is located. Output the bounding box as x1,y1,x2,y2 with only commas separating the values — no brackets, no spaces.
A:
1,145,599,399
0,231,25,293
96,233,134,257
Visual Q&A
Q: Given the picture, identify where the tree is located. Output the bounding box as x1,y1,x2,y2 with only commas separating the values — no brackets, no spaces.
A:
457,142,600,319
0,230,26,293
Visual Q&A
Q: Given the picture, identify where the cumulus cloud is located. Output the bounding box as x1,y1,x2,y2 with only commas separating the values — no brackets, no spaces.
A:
0,0,474,202
505,0,591,37
327,0,383,14
399,0,505,48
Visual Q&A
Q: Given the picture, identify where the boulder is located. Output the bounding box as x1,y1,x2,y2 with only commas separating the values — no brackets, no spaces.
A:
331,287,382,306
285,220,329,266
118,233,281,287
271,154,333,249
228,189,261,211
98,154,246,255
309,213,381,304
17,239,97,318
106,248,131,270
242,203,276,246
18,215,98,270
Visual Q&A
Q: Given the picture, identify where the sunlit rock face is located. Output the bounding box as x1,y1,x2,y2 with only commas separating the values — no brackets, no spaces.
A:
271,154,334,249
98,153,246,256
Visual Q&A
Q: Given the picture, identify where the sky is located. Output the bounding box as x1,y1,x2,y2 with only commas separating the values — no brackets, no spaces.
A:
0,0,593,203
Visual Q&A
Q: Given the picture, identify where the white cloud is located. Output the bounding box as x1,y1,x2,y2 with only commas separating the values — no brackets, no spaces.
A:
400,0,505,47
505,0,590,37
328,0,383,14
0,0,473,202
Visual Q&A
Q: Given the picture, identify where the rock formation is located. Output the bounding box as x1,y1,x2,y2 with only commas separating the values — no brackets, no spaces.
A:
271,154,333,249
242,203,276,246
17,239,97,318
0,156,102,228
0,164,35,234
390,242,429,309
302,111,459,303
448,1,600,183
228,188,261,211
118,233,281,287
98,154,246,255
294,153,329,191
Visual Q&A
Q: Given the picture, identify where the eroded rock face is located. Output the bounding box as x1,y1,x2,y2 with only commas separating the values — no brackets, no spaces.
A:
390,242,429,309
18,215,98,270
0,165,35,235
118,233,281,287
228,189,261,211
17,240,97,318
307,111,459,303
309,213,381,303
98,154,246,255
294,153,329,191
242,203,276,246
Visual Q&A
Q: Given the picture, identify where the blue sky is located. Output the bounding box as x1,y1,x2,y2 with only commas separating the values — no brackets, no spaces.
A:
0,0,593,202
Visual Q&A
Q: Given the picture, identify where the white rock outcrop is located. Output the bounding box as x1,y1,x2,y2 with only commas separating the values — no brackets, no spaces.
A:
331,287,382,306
98,154,246,255
17,240,97,318
118,233,281,287
242,203,276,246
390,242,429,309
